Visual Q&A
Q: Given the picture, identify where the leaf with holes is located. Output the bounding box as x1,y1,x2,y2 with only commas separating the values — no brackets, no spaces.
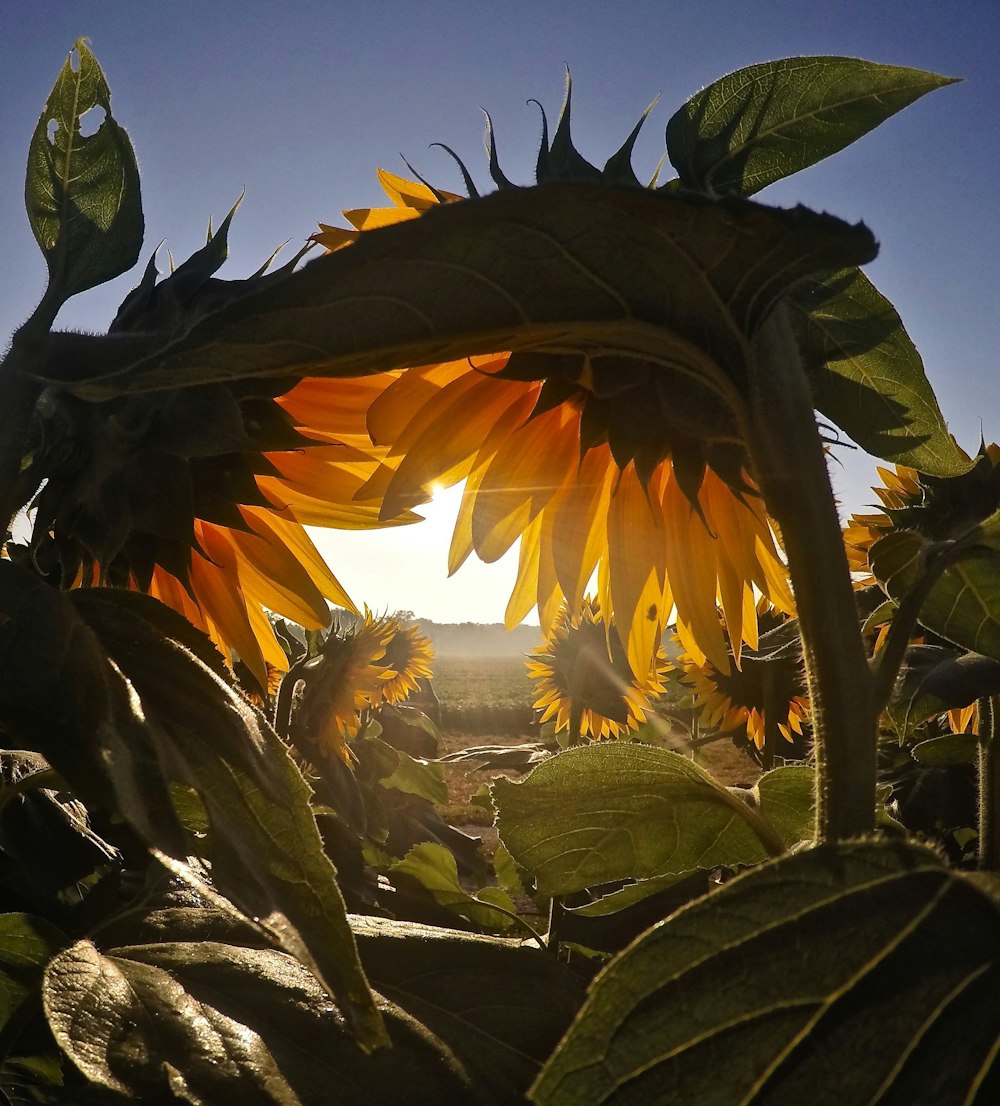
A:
666,56,955,197
532,840,1000,1106
25,38,143,304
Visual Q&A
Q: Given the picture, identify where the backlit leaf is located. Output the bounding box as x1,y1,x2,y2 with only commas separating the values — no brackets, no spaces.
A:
532,840,1000,1106
25,39,142,304
789,267,970,477
389,843,516,931
666,56,956,197
493,744,778,897
753,764,815,847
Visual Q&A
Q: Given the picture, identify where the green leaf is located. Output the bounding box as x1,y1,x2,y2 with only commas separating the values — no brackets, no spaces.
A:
870,522,1000,663
353,914,586,1102
61,183,875,402
389,843,516,931
0,565,386,1052
25,39,142,305
789,268,971,477
666,56,956,197
0,914,65,1033
493,744,779,897
43,939,478,1106
912,732,980,766
531,840,1000,1106
753,765,815,847
564,870,704,918
372,740,448,805
893,645,1000,728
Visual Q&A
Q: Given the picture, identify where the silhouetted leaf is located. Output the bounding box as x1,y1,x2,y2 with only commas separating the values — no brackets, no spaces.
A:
25,39,142,304
493,745,781,896
532,840,1000,1105
64,183,875,407
667,56,955,196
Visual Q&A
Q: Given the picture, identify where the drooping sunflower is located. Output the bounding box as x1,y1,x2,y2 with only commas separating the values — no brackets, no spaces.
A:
289,608,395,764
21,210,416,690
372,617,435,706
314,98,798,677
526,596,668,741
678,605,810,761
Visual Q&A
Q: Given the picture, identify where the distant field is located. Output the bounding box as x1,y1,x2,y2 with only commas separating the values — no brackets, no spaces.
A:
432,654,536,734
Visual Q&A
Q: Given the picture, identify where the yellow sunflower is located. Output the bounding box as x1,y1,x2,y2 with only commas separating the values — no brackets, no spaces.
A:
290,609,395,764
22,217,417,692
316,164,794,677
843,463,924,579
371,617,435,706
526,596,668,741
678,606,810,758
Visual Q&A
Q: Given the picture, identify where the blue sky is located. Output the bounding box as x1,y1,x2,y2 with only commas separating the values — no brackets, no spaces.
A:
3,2,998,623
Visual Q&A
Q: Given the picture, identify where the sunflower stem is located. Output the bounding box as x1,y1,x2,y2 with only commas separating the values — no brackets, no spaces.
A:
745,307,876,842
978,694,1000,871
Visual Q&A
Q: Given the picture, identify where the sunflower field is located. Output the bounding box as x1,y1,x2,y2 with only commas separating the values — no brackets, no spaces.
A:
0,40,997,1105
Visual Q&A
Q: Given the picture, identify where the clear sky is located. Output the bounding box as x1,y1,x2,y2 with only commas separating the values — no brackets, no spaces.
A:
3,2,999,623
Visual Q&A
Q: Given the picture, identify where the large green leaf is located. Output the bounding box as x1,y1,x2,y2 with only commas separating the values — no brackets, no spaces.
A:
666,56,955,197
25,39,142,304
492,744,782,897
870,522,1000,663
353,914,585,1103
0,914,65,1034
532,840,1000,1106
61,183,875,404
43,939,477,1106
0,565,386,1052
789,267,970,477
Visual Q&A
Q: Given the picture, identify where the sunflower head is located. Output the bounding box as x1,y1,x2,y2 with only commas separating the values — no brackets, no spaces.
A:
679,605,810,762
22,208,419,690
527,596,667,742
290,609,395,765
372,617,434,706
846,444,997,576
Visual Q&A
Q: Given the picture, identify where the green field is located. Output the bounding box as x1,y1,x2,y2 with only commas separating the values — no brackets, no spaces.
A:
432,654,537,734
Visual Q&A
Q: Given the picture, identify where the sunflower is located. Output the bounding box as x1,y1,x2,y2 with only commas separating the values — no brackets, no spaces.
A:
845,445,996,579
526,596,668,741
316,136,796,676
371,617,435,706
678,606,810,760
21,213,417,691
290,609,395,764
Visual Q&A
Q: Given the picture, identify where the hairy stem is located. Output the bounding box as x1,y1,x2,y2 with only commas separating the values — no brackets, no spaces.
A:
979,694,1000,871
745,308,876,841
